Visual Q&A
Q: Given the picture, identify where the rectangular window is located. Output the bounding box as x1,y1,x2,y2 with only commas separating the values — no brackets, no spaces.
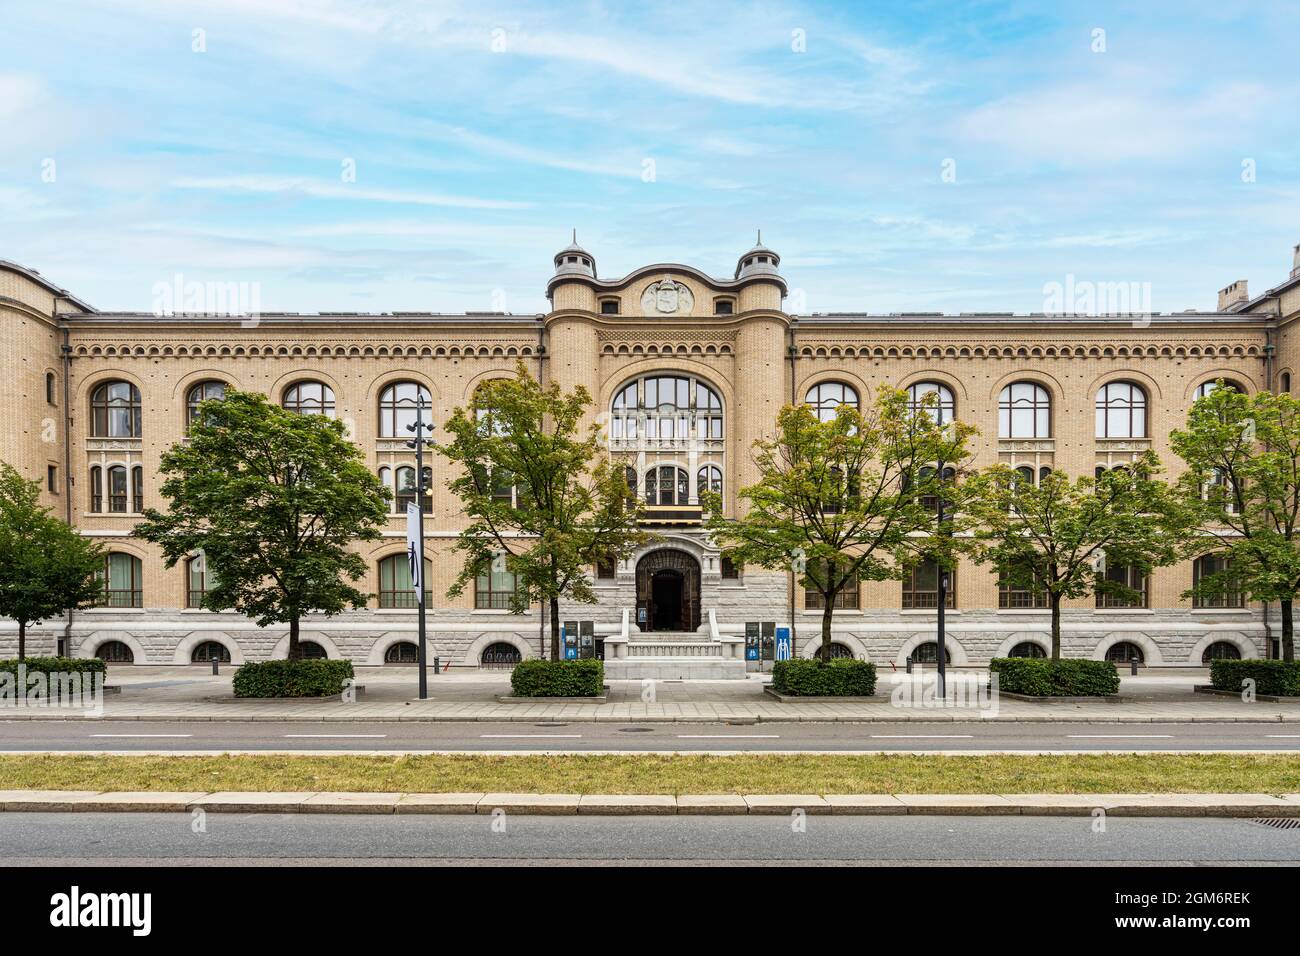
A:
902,560,956,609
47,465,58,494
1096,562,1149,608
596,554,617,579
476,566,521,609
721,555,741,580
600,300,620,315
131,467,143,513
108,468,128,513
91,468,103,512
1193,555,1244,609
99,553,142,608
806,570,859,610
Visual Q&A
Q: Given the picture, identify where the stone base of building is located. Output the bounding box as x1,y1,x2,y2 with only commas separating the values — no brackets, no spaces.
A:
604,658,748,680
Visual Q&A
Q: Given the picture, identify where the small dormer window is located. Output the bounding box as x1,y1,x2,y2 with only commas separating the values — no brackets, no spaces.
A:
566,256,576,263
758,256,768,264
744,258,753,267
581,258,590,267
714,299,734,315
600,299,620,315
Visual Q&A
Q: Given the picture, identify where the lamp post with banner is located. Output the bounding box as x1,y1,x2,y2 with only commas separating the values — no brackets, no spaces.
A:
405,394,435,700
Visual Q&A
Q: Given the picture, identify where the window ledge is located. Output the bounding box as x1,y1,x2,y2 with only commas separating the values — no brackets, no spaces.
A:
1193,608,1252,615
1094,608,1154,615
996,609,1050,615
800,610,863,616
900,609,961,616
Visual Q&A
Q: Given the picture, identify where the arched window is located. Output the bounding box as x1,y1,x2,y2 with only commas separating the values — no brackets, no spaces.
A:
1193,379,1243,402
191,641,231,663
805,382,859,422
378,554,432,608
107,466,128,513
384,641,420,664
644,465,689,506
697,465,722,497
824,642,855,659
907,382,955,425
999,383,1051,438
95,640,135,663
1008,641,1046,658
998,560,1047,609
393,465,432,513
623,466,638,495
476,564,522,610
90,381,142,437
98,552,143,607
186,380,227,427
609,374,723,441
131,465,143,513
282,380,335,417
378,381,431,438
1202,641,1242,663
298,641,328,659
1095,382,1147,438
481,642,523,668
45,371,57,405
1192,553,1243,608
1283,372,1293,394
1097,559,1149,608
910,641,941,664
1105,641,1144,664
187,554,217,608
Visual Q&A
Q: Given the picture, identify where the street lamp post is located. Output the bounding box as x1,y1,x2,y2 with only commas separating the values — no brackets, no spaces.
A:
934,454,949,701
405,395,435,700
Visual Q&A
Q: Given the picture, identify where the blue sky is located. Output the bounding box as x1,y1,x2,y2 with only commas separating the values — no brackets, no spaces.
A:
1,0,1297,315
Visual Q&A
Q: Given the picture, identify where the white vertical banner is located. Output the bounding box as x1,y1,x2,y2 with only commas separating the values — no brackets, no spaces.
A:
405,501,423,603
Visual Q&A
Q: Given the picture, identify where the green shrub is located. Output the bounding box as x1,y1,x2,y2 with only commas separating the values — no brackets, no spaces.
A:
772,658,877,697
1210,659,1300,697
0,656,107,678
989,657,1119,697
232,659,355,698
509,659,604,697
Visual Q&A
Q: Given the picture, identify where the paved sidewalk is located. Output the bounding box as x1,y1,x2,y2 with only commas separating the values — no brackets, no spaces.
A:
2,788,1298,816
4,666,1296,723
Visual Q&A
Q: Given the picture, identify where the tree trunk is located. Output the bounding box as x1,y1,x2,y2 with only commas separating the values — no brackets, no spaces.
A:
17,620,25,662
820,596,834,662
549,596,561,662
1283,599,1295,663
288,614,300,661
1050,593,1062,661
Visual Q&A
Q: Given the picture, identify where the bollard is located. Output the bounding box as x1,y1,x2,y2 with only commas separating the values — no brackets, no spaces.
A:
433,656,440,675
906,654,913,674
211,655,219,676
1130,658,1138,676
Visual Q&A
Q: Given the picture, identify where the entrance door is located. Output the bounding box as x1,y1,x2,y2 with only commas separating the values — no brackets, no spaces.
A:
635,548,702,632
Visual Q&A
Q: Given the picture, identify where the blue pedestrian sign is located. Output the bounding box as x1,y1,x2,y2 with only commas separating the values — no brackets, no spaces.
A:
775,627,792,661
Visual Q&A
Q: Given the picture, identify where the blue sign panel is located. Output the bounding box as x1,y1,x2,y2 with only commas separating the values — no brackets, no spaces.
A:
775,627,792,661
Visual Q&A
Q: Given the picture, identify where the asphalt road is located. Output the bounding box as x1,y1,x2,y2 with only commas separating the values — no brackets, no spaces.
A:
3,812,1299,864
4,719,1300,753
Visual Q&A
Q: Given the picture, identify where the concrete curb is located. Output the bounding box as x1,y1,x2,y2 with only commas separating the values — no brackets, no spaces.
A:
2,789,1300,817
8,713,1300,724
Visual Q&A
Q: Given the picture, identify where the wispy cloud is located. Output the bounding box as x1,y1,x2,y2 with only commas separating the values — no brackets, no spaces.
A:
171,175,532,209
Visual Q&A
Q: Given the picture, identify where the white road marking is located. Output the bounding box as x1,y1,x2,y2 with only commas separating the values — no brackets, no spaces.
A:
676,734,780,739
90,734,193,738
1266,735,1300,738
1067,734,1174,739
478,734,583,739
283,734,387,739
870,735,974,739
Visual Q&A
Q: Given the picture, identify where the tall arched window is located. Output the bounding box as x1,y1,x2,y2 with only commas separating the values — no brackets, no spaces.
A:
186,380,227,427
378,553,432,608
107,465,128,513
282,380,336,417
393,465,432,513
697,465,722,497
379,382,431,438
644,465,690,506
131,465,143,512
1192,553,1243,609
999,383,1051,438
1193,379,1243,402
186,554,217,608
98,552,143,608
45,372,57,405
906,382,955,425
1095,382,1147,438
90,381,142,437
90,466,103,513
609,374,723,441
805,382,859,422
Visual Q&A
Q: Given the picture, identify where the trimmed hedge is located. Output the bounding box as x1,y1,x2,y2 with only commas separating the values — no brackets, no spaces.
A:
1210,659,1300,697
989,657,1119,697
232,659,355,698
772,658,877,697
0,657,106,678
509,659,604,698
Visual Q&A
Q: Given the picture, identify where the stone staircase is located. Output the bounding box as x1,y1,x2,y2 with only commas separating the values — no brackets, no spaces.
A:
603,611,748,680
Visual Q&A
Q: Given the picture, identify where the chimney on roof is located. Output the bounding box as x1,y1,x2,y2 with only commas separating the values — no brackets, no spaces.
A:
1217,279,1249,311
1292,243,1300,279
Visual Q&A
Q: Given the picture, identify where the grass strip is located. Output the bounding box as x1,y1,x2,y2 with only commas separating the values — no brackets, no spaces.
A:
1,753,1300,795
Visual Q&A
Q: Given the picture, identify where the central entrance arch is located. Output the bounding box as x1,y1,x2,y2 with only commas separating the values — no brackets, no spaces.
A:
636,548,701,632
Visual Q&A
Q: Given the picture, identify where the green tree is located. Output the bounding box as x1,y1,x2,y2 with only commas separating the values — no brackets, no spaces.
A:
703,387,972,661
1170,385,1300,660
135,390,389,660
439,363,645,661
964,454,1180,659
0,463,103,660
